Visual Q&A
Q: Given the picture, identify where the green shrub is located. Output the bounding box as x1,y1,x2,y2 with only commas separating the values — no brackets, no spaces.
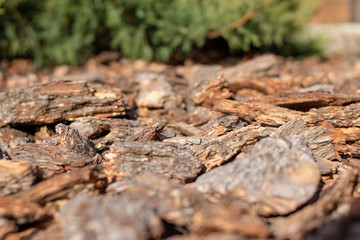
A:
0,0,319,66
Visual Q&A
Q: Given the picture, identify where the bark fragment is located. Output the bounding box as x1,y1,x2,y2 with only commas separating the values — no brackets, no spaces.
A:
0,80,127,127
192,199,270,238
41,194,163,240
271,165,357,239
213,99,322,126
107,173,204,227
195,135,320,216
103,141,203,183
0,161,35,196
13,166,106,205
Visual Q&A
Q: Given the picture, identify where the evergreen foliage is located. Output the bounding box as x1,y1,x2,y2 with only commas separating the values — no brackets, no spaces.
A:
0,0,318,66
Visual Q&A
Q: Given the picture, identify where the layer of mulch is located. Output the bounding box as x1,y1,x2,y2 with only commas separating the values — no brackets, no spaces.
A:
0,53,360,240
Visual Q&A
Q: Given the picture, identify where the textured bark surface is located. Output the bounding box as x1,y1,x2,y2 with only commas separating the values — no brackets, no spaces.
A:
0,80,127,127
13,166,106,204
213,99,322,126
0,161,35,196
37,194,163,240
1,54,360,239
192,199,270,237
103,141,203,183
107,173,204,227
270,165,358,239
195,135,321,216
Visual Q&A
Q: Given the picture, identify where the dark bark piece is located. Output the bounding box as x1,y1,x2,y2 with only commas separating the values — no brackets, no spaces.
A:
192,199,270,238
189,73,233,108
253,91,360,111
103,141,203,183
127,120,167,142
45,194,163,240
51,123,102,163
191,126,263,170
195,135,320,216
0,161,35,196
13,166,107,204
11,143,95,179
107,173,204,227
0,197,48,225
310,102,360,128
0,80,127,127
213,99,322,126
271,165,358,239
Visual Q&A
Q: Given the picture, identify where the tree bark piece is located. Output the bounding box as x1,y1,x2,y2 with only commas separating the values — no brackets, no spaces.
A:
270,165,358,239
51,123,102,163
0,80,127,127
127,120,167,142
213,99,322,126
11,143,96,179
195,135,320,216
103,141,203,183
310,102,360,127
253,91,360,111
0,161,35,196
192,199,270,238
0,197,48,225
272,119,338,162
189,73,233,108
41,194,163,240
191,126,263,170
107,173,204,227
13,166,106,205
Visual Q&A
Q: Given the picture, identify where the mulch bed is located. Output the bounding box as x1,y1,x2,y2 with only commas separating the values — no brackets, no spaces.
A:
0,53,360,239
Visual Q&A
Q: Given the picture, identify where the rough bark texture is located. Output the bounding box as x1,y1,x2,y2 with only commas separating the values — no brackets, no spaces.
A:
1,54,360,239
270,165,358,239
0,161,35,196
0,80,127,127
103,141,203,183
195,135,321,216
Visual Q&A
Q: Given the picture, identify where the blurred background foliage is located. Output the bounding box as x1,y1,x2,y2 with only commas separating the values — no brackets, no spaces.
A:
0,0,321,66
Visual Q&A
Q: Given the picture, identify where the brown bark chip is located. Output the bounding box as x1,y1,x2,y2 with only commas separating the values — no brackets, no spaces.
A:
103,141,203,183
192,199,270,237
107,173,204,227
195,135,320,216
0,80,127,127
0,161,35,196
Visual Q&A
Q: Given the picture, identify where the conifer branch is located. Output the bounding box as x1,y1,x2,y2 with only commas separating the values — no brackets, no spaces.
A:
207,0,270,39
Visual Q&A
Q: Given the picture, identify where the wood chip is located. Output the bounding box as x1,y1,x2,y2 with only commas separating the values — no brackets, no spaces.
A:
0,80,127,127
271,165,358,239
13,166,106,204
0,197,48,225
11,143,95,179
107,173,204,227
192,199,270,237
42,194,163,240
213,99,322,126
103,141,203,183
195,135,320,216
253,91,360,111
0,161,35,196
192,126,263,170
